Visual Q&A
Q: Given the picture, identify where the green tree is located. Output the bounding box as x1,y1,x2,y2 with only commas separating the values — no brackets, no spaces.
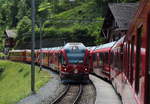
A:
16,0,31,20
16,16,32,38
38,1,52,19
0,1,12,27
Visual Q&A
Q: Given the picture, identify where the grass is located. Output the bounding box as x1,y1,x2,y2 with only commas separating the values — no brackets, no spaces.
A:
0,60,50,104
54,2,104,20
52,1,104,30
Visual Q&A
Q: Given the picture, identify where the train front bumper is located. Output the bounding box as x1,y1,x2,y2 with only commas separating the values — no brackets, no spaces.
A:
60,71,89,81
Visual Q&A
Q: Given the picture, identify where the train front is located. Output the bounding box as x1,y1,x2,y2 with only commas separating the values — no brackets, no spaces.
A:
60,43,89,82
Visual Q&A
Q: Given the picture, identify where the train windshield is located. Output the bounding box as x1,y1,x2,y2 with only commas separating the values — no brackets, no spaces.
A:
66,49,85,64
64,43,86,64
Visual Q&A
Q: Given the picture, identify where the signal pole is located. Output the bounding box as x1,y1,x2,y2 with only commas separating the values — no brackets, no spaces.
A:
31,0,35,94
39,19,42,71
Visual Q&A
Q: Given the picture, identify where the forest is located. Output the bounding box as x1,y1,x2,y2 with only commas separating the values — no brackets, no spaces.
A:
0,0,139,49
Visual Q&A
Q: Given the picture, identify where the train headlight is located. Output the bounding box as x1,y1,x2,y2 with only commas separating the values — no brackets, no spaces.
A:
74,69,78,74
85,68,88,71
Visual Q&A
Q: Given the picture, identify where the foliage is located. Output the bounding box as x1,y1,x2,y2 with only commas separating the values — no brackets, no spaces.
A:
16,16,32,39
0,0,139,48
0,52,6,58
0,60,50,104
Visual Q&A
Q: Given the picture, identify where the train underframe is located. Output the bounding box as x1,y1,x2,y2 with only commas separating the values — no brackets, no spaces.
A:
60,71,89,83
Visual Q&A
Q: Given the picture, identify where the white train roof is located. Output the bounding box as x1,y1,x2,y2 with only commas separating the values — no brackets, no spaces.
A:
95,41,116,50
64,42,86,50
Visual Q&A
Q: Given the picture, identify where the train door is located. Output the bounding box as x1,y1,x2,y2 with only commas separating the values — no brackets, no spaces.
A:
135,25,143,94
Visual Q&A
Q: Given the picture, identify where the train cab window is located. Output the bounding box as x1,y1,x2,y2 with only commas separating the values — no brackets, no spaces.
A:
85,54,90,65
61,55,66,65
135,26,143,94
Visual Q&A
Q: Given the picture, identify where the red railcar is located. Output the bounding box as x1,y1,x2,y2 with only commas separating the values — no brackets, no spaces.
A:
48,47,62,72
91,42,116,80
25,50,31,63
59,43,90,81
9,50,26,62
109,0,150,104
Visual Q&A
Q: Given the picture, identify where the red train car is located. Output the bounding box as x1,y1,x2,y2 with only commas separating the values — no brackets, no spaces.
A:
91,42,116,80
48,47,62,72
59,43,90,81
109,0,150,103
9,50,26,62
25,50,31,63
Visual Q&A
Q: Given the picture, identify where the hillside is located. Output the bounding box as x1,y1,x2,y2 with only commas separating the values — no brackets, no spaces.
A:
0,0,139,49
16,1,104,49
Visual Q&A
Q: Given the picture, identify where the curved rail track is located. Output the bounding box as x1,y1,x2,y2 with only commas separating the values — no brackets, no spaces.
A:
51,84,83,104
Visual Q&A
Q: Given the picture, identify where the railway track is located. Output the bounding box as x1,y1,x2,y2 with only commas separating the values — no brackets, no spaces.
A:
51,84,83,104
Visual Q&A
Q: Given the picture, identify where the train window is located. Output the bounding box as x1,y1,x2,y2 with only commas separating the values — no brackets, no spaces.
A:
113,52,118,69
135,26,143,94
127,43,131,78
110,52,114,67
105,52,109,64
93,53,97,67
99,53,103,66
130,36,135,84
120,45,123,70
117,51,121,70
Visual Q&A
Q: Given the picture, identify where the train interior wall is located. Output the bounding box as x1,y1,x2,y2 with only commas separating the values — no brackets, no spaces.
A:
148,11,150,104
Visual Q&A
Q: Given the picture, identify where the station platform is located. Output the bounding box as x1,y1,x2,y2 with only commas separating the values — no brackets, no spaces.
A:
90,75,122,104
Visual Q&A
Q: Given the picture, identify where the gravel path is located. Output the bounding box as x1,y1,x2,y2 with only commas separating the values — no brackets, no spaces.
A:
17,69,66,104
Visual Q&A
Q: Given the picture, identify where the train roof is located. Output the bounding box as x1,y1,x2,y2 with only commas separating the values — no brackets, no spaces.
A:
111,36,125,50
9,50,26,52
87,46,97,52
95,41,116,50
42,47,62,51
91,41,116,53
63,43,86,50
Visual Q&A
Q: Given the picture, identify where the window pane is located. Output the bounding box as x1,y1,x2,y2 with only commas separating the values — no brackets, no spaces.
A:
135,26,142,94
66,50,85,64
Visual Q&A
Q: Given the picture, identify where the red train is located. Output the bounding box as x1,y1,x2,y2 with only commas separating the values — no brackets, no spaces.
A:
8,0,150,103
90,0,150,103
8,43,90,82
59,43,90,81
